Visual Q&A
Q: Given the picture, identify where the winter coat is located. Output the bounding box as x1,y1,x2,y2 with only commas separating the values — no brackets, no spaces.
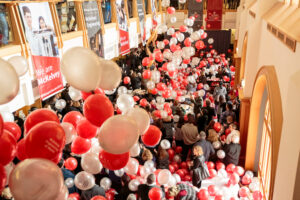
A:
192,155,210,186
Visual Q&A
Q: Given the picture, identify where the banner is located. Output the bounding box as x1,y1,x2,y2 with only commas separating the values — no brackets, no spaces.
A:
115,0,130,55
83,1,104,57
19,2,63,100
151,0,157,29
206,0,223,30
137,0,146,44
188,0,203,30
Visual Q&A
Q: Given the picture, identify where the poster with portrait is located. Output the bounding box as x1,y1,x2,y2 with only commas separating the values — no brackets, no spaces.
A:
83,1,104,57
19,2,64,100
115,0,130,55
151,0,157,29
188,0,203,29
206,0,223,30
137,0,145,44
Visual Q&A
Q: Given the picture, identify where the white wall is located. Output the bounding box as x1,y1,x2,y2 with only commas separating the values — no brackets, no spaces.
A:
236,1,300,199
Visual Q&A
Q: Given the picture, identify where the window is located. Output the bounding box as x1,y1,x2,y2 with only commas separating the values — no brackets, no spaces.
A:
258,100,272,200
102,0,111,24
0,4,14,46
56,1,77,34
128,0,133,18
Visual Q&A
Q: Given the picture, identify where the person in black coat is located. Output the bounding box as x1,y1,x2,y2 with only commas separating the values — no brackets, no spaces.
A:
192,146,210,188
115,174,133,200
137,174,165,200
193,131,215,161
201,99,216,124
223,135,241,166
81,185,106,200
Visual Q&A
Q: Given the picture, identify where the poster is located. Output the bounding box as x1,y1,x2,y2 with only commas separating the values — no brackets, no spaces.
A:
83,1,104,57
206,0,223,30
151,0,157,29
188,0,203,29
137,0,145,44
19,2,64,100
115,0,130,55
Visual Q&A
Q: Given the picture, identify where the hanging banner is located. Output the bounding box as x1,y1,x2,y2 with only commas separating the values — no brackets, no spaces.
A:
188,0,203,29
83,1,104,57
115,0,130,55
137,0,146,44
19,2,63,100
206,0,223,30
151,0,157,29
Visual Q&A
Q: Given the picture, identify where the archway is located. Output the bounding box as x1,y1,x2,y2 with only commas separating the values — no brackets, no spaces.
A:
245,66,283,199
240,32,248,84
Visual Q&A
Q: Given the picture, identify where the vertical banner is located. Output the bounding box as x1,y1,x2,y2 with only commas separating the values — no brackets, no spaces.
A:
151,0,157,29
115,0,130,55
206,0,223,30
188,0,203,30
137,0,146,44
83,1,104,57
19,3,63,100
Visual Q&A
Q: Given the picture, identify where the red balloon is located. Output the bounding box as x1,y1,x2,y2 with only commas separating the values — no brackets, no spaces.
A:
214,195,224,200
142,57,151,66
65,157,78,170
141,125,162,147
140,98,148,107
229,173,240,185
156,83,166,91
77,118,98,139
241,174,251,185
252,191,263,200
197,83,204,90
169,165,175,173
163,39,169,45
155,52,164,62
162,89,171,98
168,149,175,161
208,185,216,196
179,25,187,32
124,76,131,84
16,139,28,161
81,88,105,100
0,114,3,138
216,162,225,171
143,70,151,79
184,38,192,47
234,166,245,176
209,169,217,178
184,175,192,181
181,169,189,175
226,164,236,173
239,187,249,197
83,94,114,127
170,44,177,52
25,109,59,134
225,128,231,136
71,136,91,154
25,121,65,160
195,40,205,50
167,7,175,14
172,162,179,171
51,152,63,164
230,65,235,72
3,122,21,141
180,161,188,169
153,110,161,118
198,188,209,200
207,161,215,170
148,187,162,200
68,193,80,200
133,96,140,102
91,196,107,200
63,111,83,129
0,165,6,193
99,150,129,170
196,0,202,2
213,122,221,132
176,169,185,179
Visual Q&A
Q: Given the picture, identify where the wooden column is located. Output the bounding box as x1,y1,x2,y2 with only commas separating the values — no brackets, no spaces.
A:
234,56,241,87
239,96,251,166
75,1,89,48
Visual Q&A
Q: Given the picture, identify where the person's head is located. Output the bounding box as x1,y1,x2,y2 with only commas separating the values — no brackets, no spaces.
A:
229,123,237,131
158,147,169,160
39,16,46,29
121,174,131,186
22,6,32,28
142,149,153,161
127,194,137,200
219,81,223,87
187,114,195,124
226,102,233,111
226,115,233,124
146,173,156,185
168,185,180,197
193,145,204,156
199,131,206,140
177,116,185,128
232,135,240,144
206,99,211,107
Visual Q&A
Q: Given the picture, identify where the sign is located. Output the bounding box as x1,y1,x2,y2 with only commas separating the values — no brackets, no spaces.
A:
19,2,63,100
206,0,223,30
137,0,145,44
188,0,203,29
115,0,130,55
83,1,104,57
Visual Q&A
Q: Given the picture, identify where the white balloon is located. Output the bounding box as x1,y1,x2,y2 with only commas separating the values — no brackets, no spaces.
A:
173,174,181,183
146,80,155,90
114,168,125,177
157,41,165,49
144,160,155,169
161,110,168,119
245,170,254,178
140,166,151,178
208,38,214,44
156,103,164,110
81,152,103,174
117,86,128,95
170,16,177,24
65,178,75,188
173,115,180,123
213,141,221,149
55,99,67,110
177,33,185,42
249,182,260,192
156,96,165,104
217,150,226,159
204,84,210,90
158,169,172,185
68,87,82,101
167,28,175,36
124,158,139,175
167,175,176,187
179,0,186,4
218,169,228,178
129,142,141,157
170,38,178,46
198,89,205,97
128,179,140,191
74,171,95,191
100,177,112,191
98,60,122,90
160,139,171,149
126,108,150,135
1,112,14,122
117,94,135,113
8,56,29,76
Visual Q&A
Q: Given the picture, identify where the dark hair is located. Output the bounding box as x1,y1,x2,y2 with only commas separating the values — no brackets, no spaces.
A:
22,6,31,15
146,174,156,184
227,102,233,110
38,16,45,29
158,147,169,160
187,114,195,124
177,116,185,128
121,174,131,186
206,99,211,107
